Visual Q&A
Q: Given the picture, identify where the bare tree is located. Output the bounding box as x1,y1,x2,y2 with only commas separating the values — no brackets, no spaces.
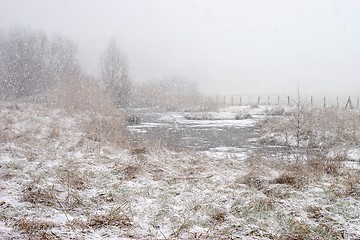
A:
0,27,48,99
100,39,131,107
47,34,80,83
0,27,80,100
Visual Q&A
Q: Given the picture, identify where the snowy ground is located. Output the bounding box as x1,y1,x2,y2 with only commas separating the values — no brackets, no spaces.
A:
0,102,359,239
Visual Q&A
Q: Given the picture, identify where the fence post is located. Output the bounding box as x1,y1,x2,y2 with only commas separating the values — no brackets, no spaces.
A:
287,96,290,106
310,96,313,108
337,97,339,108
267,96,270,105
257,96,260,105
345,96,353,109
323,97,326,108
357,97,359,109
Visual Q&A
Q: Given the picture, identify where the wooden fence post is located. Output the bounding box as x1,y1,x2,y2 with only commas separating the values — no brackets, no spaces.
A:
310,96,313,108
323,97,326,108
345,96,353,109
257,96,260,105
287,96,290,106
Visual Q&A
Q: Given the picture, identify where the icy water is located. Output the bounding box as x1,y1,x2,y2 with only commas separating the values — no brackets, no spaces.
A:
126,108,274,155
127,108,360,168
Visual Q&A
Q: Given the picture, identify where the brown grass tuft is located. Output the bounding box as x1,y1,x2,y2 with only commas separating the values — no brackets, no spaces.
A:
211,209,227,223
273,172,308,189
241,170,269,190
22,184,57,207
14,218,58,239
87,208,132,229
122,164,142,180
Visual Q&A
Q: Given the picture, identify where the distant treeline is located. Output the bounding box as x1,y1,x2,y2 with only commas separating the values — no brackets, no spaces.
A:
0,26,130,107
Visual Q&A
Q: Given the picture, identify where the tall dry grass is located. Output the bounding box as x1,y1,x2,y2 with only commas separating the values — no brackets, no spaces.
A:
44,76,131,148
46,76,120,116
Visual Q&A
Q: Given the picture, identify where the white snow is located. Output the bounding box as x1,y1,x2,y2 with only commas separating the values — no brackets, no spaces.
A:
0,102,359,239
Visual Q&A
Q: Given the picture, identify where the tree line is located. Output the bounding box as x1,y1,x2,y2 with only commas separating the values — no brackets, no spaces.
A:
0,26,130,106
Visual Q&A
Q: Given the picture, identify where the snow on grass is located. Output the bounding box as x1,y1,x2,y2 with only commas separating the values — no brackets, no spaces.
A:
0,102,359,239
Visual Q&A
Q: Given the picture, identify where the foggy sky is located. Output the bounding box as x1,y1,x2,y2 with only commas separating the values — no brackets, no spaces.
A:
1,0,360,95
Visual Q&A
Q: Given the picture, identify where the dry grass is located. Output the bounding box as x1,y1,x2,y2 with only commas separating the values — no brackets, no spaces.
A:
273,172,309,189
241,172,269,190
83,115,128,147
278,219,344,240
329,176,360,199
87,207,132,229
170,222,192,238
1,101,360,239
47,76,119,116
121,164,142,180
22,183,57,207
58,160,92,190
14,218,59,239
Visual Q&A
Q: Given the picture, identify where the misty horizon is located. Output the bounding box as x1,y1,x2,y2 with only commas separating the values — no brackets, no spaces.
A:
1,0,360,96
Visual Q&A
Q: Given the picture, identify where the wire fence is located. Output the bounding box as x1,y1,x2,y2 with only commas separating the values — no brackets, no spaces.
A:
216,95,360,109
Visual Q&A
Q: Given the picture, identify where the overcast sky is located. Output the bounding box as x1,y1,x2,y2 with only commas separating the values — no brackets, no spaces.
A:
1,0,360,95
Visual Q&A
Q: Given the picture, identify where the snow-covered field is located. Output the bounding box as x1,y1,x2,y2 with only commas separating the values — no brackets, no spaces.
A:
0,102,359,239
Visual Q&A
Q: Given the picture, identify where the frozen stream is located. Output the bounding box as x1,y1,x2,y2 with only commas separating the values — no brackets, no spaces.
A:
126,107,360,169
126,107,279,155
